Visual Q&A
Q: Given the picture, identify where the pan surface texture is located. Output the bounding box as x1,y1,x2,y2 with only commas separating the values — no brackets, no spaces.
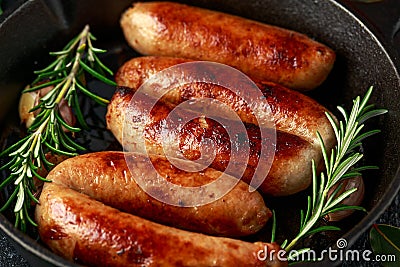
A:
0,0,399,266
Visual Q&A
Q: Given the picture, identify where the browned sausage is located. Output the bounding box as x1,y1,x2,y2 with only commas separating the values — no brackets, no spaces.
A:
115,56,336,151
106,88,320,196
39,151,270,237
120,2,336,91
35,182,287,266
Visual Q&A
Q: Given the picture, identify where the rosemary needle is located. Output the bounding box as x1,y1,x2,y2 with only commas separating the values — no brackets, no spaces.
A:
0,25,116,232
279,86,387,253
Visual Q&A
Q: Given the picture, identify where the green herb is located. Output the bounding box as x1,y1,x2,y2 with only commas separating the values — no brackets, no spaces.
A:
0,25,116,232
279,86,387,252
370,224,400,267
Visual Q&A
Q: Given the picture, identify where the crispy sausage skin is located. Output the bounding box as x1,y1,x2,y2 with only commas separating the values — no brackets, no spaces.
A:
120,2,336,91
36,183,287,267
106,88,320,196
38,151,270,237
115,56,336,152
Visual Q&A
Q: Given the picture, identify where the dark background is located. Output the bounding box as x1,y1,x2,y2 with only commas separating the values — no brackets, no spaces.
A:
0,0,399,266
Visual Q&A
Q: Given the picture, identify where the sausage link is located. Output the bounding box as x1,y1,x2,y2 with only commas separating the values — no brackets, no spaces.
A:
120,2,335,90
36,183,287,267
106,88,320,196
115,56,336,152
42,151,270,237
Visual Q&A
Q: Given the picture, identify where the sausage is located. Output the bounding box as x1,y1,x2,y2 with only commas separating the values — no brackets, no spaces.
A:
41,151,270,237
120,2,336,91
115,56,336,151
33,153,69,201
106,88,320,196
35,183,287,267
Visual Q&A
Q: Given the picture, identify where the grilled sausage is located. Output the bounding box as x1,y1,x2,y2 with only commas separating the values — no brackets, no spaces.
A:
38,151,270,237
115,56,336,151
120,2,336,91
106,88,320,196
36,183,287,266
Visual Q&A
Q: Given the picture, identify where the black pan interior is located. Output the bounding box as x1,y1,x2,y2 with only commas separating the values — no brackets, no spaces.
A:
0,0,399,266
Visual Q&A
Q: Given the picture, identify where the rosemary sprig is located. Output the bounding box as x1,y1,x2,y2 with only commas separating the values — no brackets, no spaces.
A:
280,86,387,252
0,25,116,232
